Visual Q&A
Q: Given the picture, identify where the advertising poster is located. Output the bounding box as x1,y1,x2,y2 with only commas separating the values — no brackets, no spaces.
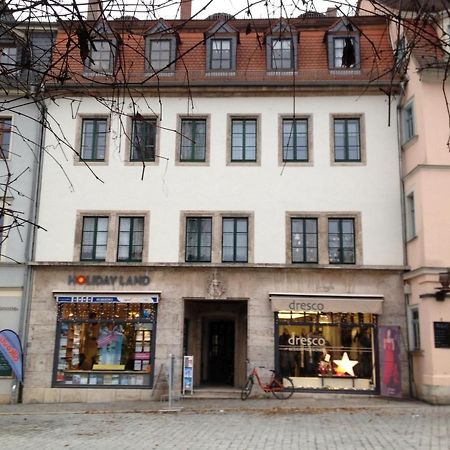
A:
378,325,401,397
183,355,194,395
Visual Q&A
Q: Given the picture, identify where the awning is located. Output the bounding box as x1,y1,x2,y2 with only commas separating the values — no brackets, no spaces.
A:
270,292,384,314
53,291,160,304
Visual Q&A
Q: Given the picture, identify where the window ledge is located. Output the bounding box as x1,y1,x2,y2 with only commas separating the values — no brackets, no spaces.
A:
331,161,366,167
329,69,361,75
206,71,236,77
267,71,298,76
83,71,113,77
145,71,175,77
409,349,424,356
401,134,418,150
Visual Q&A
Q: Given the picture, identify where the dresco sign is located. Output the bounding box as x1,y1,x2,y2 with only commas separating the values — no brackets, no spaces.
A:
288,301,324,312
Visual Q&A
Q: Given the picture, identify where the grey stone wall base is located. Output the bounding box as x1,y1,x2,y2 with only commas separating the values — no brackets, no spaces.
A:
415,383,450,405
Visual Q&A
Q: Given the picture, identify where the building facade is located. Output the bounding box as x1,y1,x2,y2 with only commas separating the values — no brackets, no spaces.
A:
359,0,450,404
0,9,54,403
22,9,408,403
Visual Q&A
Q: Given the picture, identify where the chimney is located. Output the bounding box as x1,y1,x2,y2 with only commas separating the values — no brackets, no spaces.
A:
325,7,338,17
180,0,192,20
87,0,103,21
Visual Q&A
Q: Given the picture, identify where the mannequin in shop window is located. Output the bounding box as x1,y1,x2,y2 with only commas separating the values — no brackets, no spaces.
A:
279,328,294,377
354,326,371,378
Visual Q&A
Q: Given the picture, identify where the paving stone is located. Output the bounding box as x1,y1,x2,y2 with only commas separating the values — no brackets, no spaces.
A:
0,397,448,450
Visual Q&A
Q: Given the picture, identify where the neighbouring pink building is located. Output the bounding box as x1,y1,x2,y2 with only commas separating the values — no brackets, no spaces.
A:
358,0,450,404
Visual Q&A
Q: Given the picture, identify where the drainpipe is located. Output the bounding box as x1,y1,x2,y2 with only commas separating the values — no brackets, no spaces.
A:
396,81,415,399
14,96,47,403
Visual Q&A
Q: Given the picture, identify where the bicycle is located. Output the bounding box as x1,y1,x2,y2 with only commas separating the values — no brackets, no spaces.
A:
241,367,294,400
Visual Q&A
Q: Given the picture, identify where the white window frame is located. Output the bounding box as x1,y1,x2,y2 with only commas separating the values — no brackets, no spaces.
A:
408,306,421,351
406,192,416,241
402,101,416,144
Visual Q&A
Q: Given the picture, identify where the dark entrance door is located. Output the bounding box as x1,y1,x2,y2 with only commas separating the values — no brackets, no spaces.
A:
207,320,234,385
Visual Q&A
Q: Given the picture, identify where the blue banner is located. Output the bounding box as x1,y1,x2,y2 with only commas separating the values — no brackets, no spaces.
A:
0,329,23,383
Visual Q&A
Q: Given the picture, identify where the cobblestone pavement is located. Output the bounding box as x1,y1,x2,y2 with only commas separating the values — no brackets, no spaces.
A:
0,397,449,450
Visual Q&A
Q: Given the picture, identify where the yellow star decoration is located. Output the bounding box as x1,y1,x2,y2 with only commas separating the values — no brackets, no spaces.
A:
333,352,358,376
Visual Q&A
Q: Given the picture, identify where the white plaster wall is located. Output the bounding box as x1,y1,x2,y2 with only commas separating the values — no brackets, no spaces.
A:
36,94,403,266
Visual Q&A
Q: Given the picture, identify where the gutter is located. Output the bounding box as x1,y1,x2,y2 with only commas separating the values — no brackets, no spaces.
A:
396,80,415,399
15,95,47,403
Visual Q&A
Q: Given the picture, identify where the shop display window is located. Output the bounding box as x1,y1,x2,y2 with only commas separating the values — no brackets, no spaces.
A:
53,302,157,388
277,311,376,391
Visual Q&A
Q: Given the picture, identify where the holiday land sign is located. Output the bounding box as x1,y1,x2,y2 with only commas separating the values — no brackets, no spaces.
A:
68,274,150,287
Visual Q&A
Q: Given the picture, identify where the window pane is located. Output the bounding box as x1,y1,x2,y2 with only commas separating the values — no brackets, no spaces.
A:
131,119,156,161
235,219,247,232
149,40,171,71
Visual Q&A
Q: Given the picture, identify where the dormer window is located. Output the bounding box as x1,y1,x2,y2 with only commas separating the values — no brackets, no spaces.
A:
266,22,298,73
0,47,17,72
205,20,238,73
88,40,114,74
327,19,360,71
333,37,356,68
145,20,177,74
149,39,172,71
270,38,294,70
210,38,232,70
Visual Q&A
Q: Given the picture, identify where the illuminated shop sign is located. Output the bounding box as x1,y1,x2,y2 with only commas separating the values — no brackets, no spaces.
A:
288,301,324,311
55,295,159,304
68,274,150,286
270,293,384,314
288,335,326,346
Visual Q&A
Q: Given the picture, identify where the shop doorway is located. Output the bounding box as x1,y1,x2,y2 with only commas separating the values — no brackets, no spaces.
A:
183,300,247,388
207,320,235,385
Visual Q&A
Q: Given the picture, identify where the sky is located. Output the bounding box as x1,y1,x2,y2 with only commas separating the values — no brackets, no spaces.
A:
11,0,357,22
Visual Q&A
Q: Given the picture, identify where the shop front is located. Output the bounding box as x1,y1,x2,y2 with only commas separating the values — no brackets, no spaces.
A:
52,292,159,388
271,293,383,392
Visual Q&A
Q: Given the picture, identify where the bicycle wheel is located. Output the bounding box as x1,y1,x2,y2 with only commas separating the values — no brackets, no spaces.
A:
271,376,294,400
241,377,254,400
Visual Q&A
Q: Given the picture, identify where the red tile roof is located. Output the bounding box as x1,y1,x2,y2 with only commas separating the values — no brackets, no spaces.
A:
47,15,398,90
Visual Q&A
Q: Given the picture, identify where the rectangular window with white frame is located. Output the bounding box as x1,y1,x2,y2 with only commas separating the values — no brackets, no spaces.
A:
185,217,212,262
0,118,12,159
332,37,358,69
270,38,294,70
80,216,109,261
130,118,156,162
117,216,145,262
149,39,172,71
231,119,257,162
408,306,421,351
80,118,108,161
328,218,355,264
0,47,17,71
209,39,232,70
180,119,207,162
222,217,248,263
406,193,416,240
88,40,114,73
0,214,4,256
402,102,415,143
291,218,318,263
282,118,308,162
334,118,360,162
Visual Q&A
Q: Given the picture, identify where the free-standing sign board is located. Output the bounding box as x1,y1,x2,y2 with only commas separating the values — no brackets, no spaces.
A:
183,356,194,395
